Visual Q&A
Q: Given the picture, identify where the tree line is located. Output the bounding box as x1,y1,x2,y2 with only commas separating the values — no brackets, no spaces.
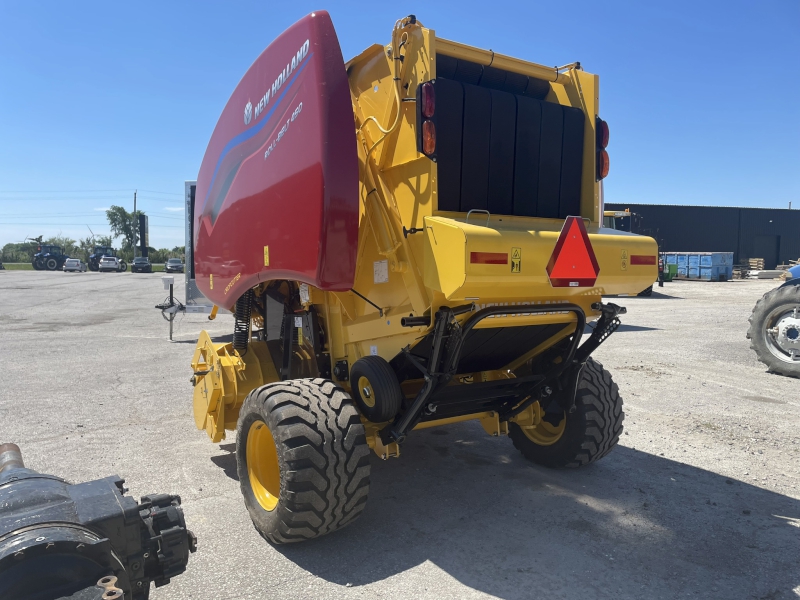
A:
1,205,185,264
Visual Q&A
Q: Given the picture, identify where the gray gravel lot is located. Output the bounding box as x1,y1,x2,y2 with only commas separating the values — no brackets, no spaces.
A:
1,271,797,600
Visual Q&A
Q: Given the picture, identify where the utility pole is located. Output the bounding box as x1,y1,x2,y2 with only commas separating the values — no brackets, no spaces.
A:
133,190,137,258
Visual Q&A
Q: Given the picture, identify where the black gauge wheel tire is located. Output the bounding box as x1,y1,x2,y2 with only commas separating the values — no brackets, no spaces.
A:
349,356,403,422
509,358,624,468
236,378,371,544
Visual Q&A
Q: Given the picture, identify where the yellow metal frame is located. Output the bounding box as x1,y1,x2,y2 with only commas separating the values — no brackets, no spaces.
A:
190,15,658,457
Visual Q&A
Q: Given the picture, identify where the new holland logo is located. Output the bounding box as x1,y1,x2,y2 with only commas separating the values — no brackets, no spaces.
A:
244,101,253,125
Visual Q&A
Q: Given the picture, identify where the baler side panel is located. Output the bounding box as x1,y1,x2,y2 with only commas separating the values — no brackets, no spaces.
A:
194,12,358,308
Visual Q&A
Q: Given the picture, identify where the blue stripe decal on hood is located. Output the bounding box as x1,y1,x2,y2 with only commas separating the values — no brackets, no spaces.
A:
202,53,313,208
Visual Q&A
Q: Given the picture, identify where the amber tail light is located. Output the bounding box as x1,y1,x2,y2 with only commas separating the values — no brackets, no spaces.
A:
422,121,436,156
597,149,610,180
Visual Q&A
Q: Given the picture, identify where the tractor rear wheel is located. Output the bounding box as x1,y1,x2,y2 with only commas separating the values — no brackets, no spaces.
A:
118,261,127,272
747,283,800,378
236,378,371,544
45,257,58,271
509,358,623,468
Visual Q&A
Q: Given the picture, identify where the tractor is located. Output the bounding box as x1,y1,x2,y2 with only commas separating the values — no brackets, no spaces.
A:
747,264,800,378
189,12,658,544
31,244,70,271
88,245,121,272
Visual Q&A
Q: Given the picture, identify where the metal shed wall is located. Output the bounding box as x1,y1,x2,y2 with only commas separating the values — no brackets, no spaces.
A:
606,203,800,269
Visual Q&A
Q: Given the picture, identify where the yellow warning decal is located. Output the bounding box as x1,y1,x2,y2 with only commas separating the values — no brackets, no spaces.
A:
209,274,214,289
621,249,628,271
511,247,521,273
264,246,270,267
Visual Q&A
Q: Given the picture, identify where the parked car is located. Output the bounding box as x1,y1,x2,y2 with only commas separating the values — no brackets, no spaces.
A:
164,258,184,273
98,256,127,272
131,256,153,273
62,258,87,273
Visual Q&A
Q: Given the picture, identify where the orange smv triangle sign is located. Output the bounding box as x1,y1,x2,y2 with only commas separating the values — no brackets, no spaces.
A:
546,216,600,287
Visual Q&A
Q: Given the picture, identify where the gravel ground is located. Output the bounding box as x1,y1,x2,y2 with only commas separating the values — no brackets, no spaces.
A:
0,271,797,600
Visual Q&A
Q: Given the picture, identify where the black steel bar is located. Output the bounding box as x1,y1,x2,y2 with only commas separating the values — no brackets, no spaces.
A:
281,313,294,380
401,315,430,327
383,303,586,443
350,288,383,317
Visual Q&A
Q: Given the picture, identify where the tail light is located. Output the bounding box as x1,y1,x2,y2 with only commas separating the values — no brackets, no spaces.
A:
420,82,435,118
416,80,437,159
596,117,610,180
422,121,436,155
597,149,610,180
596,118,609,148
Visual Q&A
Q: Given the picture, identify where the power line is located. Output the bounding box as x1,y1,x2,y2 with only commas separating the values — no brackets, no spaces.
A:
0,188,184,196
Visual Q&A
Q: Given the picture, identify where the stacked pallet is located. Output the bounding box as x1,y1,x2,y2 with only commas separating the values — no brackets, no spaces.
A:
749,258,765,270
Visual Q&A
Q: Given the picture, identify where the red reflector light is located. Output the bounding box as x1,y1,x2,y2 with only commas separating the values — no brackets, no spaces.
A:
422,120,436,155
630,255,657,265
596,118,609,148
546,216,600,287
421,82,435,118
597,149,610,180
470,252,508,265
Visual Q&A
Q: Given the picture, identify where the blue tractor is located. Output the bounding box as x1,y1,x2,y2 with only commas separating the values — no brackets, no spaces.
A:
31,244,70,271
747,264,800,378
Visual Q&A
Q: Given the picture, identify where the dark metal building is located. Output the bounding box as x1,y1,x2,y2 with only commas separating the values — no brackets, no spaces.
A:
605,203,800,270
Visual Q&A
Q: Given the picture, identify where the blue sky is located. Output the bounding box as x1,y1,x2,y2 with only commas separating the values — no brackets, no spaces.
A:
1,0,797,249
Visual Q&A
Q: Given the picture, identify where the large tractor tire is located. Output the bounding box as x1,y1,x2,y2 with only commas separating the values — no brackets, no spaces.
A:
118,261,128,272
747,283,800,378
45,257,59,271
236,378,371,544
509,358,623,468
33,258,44,270
88,260,99,272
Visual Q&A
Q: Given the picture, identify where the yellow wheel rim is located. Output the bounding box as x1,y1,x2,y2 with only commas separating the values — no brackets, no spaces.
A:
522,414,566,446
357,376,376,408
246,419,280,512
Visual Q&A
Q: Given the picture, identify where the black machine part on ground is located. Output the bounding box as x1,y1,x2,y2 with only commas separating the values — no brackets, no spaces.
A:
0,444,196,600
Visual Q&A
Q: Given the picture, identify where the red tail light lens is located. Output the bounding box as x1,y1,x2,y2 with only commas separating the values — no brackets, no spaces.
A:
421,82,435,118
422,120,436,155
596,118,609,148
597,149,610,179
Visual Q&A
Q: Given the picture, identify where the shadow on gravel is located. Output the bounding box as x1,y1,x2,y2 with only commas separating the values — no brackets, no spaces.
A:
269,422,799,599
585,323,661,334
172,333,234,344
210,443,238,480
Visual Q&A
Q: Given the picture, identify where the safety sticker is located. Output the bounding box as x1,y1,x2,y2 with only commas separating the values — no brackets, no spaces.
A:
209,274,214,289
264,245,270,267
374,260,389,284
621,249,628,271
511,247,521,273
299,283,310,304
370,345,378,356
